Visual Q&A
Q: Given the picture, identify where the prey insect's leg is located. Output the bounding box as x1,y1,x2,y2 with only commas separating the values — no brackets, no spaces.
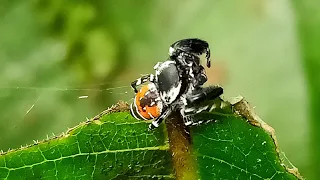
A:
174,53,207,88
149,107,171,130
131,74,156,93
205,47,211,68
193,65,207,87
169,38,211,68
187,86,223,105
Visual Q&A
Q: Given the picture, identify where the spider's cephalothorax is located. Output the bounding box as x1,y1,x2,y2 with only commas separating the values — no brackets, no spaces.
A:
130,38,223,129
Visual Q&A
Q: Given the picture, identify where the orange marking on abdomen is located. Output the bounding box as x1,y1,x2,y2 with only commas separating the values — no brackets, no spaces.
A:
135,85,161,120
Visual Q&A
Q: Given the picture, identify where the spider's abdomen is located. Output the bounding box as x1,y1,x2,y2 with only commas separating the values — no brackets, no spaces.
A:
130,83,163,120
155,61,182,105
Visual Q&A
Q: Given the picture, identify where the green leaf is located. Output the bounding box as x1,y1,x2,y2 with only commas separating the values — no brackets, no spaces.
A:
0,100,302,179
191,100,299,179
0,103,174,179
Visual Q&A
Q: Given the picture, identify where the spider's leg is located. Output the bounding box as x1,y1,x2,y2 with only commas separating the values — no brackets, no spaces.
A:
180,107,192,126
148,107,171,130
185,118,216,126
183,106,217,126
131,74,156,93
179,104,206,126
182,115,194,126
187,86,223,105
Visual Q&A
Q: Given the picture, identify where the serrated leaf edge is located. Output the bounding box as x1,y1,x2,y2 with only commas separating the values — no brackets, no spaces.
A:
0,101,131,155
232,97,303,180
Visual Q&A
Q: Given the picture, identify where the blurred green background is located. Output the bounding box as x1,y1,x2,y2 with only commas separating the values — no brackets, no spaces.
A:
0,0,318,179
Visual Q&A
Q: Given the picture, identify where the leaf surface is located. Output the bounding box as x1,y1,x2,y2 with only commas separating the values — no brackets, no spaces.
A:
192,112,297,179
0,105,174,180
0,101,301,180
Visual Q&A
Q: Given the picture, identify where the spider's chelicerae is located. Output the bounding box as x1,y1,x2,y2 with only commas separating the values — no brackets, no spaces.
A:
130,38,223,130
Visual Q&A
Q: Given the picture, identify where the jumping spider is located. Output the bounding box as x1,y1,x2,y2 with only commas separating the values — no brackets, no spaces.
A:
130,38,223,129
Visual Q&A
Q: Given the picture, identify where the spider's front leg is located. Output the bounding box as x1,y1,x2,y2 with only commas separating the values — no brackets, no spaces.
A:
131,74,156,93
180,103,214,127
148,107,171,130
187,85,223,105
180,86,223,126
